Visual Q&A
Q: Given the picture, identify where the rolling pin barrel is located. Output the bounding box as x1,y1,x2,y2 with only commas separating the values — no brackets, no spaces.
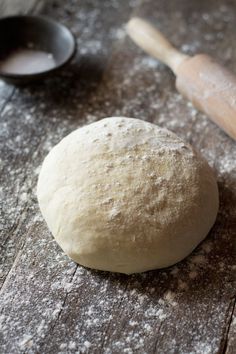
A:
176,54,236,140
127,17,236,140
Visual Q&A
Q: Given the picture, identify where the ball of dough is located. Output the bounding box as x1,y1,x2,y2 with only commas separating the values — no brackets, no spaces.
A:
37,117,219,274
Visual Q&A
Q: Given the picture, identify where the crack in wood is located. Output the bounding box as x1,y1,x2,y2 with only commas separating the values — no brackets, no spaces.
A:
0,87,15,116
2,197,30,248
0,249,23,295
0,178,34,290
220,295,236,354
0,0,45,16
99,282,129,352
40,264,79,341
30,0,45,14
154,321,164,354
0,208,35,292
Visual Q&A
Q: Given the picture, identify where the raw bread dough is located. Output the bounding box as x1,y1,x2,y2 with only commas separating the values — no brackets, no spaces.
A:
37,117,219,274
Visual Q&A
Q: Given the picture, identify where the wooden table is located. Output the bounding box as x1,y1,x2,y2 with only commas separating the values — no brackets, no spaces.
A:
0,0,235,353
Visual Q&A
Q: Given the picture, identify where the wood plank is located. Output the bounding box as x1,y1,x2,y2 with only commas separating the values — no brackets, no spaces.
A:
0,0,236,353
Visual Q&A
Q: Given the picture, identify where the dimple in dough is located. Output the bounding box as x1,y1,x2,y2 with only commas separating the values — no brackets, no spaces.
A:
37,117,219,274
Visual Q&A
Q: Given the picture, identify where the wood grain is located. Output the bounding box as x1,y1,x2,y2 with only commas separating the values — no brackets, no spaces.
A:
0,0,235,353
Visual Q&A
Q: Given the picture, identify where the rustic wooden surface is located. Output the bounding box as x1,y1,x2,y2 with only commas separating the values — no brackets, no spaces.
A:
0,0,236,353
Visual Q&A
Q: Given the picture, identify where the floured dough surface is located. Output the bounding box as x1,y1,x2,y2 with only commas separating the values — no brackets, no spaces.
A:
37,117,219,274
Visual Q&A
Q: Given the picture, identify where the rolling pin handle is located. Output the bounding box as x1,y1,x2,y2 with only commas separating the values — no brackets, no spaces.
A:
126,17,189,74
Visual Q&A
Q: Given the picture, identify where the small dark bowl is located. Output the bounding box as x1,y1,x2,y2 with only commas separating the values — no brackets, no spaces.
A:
0,15,76,84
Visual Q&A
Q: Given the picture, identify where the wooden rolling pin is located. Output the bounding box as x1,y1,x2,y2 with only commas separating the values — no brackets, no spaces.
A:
127,17,236,140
